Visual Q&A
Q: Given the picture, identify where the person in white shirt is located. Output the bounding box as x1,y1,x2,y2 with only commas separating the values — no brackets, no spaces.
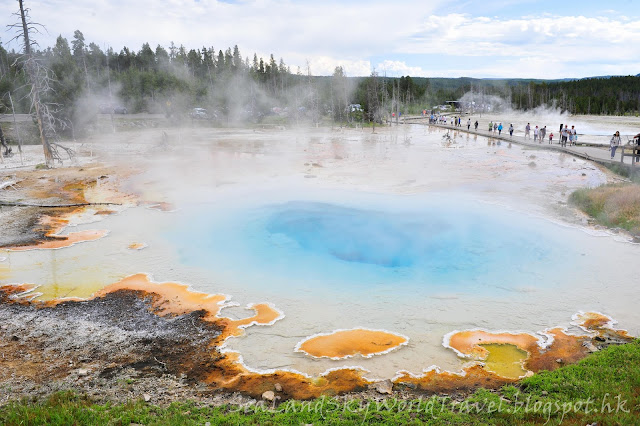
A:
561,127,569,147
610,131,622,158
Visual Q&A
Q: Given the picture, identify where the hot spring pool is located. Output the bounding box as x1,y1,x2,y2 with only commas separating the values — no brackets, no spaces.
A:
157,188,638,377
166,192,577,298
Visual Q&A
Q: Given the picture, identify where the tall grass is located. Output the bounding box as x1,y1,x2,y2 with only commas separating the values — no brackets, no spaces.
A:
570,184,640,234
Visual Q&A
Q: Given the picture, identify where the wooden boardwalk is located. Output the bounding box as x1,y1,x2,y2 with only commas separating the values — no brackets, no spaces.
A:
404,116,640,169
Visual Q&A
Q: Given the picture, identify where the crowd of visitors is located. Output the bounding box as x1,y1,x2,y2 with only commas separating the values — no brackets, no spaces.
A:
434,116,585,148
429,114,637,161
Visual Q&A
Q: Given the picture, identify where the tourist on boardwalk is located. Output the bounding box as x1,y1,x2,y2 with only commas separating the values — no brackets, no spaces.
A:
534,126,539,142
467,118,471,130
498,123,503,135
610,131,622,159
549,132,553,144
568,126,574,145
561,127,569,147
509,123,514,137
571,126,577,146
494,123,498,133
489,121,493,132
474,120,478,130
458,117,462,127
540,126,546,141
525,123,531,139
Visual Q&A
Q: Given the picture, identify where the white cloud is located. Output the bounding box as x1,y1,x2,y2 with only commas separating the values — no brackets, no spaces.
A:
0,0,443,70
1,1,638,78
398,13,640,78
280,54,371,77
404,14,640,60
375,60,429,77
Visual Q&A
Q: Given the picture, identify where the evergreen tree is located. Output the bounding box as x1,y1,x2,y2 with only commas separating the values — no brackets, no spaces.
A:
168,41,177,61
155,44,170,68
71,30,86,58
232,45,242,72
251,53,259,74
217,50,225,71
138,43,155,72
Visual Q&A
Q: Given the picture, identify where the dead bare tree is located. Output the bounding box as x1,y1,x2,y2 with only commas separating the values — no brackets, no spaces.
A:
7,92,24,164
0,126,8,163
366,70,381,133
8,0,74,166
306,60,319,126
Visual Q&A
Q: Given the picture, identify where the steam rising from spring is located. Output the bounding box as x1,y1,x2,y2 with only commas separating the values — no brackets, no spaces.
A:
455,91,637,138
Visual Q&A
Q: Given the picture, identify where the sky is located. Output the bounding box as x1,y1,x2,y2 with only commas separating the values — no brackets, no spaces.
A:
1,0,639,79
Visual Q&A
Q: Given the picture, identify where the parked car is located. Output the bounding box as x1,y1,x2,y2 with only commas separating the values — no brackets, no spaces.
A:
190,108,209,119
99,104,128,114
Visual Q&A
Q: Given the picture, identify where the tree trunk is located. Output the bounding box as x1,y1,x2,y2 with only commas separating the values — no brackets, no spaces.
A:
0,125,7,162
18,0,54,165
8,92,24,164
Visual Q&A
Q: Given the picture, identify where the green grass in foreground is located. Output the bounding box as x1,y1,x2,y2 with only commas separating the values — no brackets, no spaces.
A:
1,340,639,425
570,183,640,234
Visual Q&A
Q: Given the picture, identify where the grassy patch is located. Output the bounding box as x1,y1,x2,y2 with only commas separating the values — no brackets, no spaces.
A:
1,340,639,425
602,162,640,183
570,183,640,234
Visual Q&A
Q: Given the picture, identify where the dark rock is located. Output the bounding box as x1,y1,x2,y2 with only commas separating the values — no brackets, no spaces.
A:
397,382,416,390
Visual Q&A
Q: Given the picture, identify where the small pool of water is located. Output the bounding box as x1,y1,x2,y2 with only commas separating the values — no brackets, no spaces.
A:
481,343,529,379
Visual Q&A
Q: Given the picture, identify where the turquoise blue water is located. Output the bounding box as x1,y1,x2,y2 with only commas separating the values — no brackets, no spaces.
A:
165,193,575,298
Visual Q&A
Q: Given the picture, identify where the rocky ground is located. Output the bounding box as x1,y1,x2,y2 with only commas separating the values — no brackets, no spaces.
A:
0,285,472,407
0,287,232,406
0,281,631,408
